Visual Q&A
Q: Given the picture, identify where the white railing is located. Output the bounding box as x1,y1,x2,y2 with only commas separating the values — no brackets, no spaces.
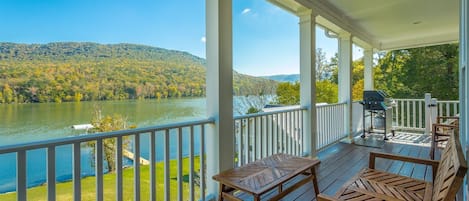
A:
393,99,426,131
393,99,459,131
234,107,305,167
317,103,347,150
437,100,459,117
233,103,349,166
0,119,214,201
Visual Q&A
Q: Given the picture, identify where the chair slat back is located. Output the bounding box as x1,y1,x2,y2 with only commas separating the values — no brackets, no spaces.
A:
432,130,467,201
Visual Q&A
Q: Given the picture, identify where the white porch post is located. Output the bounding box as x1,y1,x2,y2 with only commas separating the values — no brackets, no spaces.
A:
338,32,353,142
299,10,317,158
364,47,374,90
459,0,468,197
206,0,234,197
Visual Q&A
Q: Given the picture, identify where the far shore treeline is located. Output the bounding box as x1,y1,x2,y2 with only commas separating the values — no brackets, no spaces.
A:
0,42,277,104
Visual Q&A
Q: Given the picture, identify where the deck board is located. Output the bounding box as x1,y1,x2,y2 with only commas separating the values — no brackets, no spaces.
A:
256,142,433,200
221,136,445,201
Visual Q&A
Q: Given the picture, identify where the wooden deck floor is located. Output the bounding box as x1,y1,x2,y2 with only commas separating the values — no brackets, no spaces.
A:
234,140,440,201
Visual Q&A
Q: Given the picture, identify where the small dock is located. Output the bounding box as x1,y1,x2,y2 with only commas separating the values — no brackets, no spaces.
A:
123,149,150,165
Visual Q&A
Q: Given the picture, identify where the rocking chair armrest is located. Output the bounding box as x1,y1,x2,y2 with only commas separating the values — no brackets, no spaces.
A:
436,116,459,123
432,123,458,129
369,152,439,170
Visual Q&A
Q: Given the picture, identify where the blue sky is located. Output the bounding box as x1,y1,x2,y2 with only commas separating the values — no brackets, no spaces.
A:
0,0,361,76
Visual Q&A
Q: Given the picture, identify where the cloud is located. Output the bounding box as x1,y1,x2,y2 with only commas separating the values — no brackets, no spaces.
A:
241,8,251,15
200,36,206,43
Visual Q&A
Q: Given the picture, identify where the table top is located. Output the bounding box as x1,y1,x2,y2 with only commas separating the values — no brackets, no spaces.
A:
212,154,320,195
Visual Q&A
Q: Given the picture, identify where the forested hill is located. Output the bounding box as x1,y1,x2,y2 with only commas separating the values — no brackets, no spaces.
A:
0,42,277,103
0,42,205,65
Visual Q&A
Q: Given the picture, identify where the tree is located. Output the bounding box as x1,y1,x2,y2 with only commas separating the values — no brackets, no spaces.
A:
316,48,333,80
88,106,132,172
275,82,300,105
374,44,458,99
316,80,338,103
275,81,339,105
3,84,14,103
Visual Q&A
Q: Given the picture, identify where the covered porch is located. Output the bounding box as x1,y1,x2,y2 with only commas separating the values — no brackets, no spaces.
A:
207,0,467,200
0,0,467,200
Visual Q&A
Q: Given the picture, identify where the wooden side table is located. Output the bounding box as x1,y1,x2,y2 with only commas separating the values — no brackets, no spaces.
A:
212,154,320,201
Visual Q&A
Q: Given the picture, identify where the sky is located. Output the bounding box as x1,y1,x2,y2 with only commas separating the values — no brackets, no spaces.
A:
0,0,362,76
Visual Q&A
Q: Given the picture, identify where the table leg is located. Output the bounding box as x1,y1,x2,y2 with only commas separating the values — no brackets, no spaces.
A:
310,167,320,197
218,183,225,201
254,194,261,201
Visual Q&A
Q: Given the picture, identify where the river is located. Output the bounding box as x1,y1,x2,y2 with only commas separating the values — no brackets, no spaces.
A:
0,98,208,193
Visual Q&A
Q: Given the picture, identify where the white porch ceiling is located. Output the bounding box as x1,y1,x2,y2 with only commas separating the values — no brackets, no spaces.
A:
269,0,459,50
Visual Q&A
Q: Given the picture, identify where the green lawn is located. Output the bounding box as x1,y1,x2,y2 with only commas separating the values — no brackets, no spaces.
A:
0,156,202,201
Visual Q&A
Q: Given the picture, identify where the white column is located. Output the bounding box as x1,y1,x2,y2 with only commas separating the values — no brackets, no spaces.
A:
364,47,374,90
206,0,234,197
459,0,468,197
299,10,317,158
338,32,353,142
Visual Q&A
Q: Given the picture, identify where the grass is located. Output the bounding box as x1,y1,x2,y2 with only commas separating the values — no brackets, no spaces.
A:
0,156,202,201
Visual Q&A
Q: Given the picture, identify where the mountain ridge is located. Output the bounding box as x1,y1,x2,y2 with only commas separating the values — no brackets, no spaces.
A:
0,42,277,103
261,74,299,83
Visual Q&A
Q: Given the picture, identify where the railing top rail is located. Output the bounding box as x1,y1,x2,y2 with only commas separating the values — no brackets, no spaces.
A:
393,98,425,101
0,118,215,154
437,100,459,103
317,102,347,108
234,106,307,120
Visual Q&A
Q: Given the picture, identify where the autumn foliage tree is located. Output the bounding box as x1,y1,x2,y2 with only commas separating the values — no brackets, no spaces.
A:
88,106,133,172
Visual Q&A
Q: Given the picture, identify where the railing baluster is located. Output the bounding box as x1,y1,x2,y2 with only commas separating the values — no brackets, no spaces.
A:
164,129,170,201
73,143,81,201
446,102,450,116
259,116,262,159
134,134,141,201
17,150,27,201
200,125,206,201
177,127,183,201
260,116,264,158
293,111,298,156
96,139,103,201
189,126,195,201
300,110,304,154
419,101,423,128
400,100,404,127
275,113,279,154
253,117,257,160
394,100,399,127
405,100,408,127
246,118,249,164
116,136,123,201
284,112,288,154
266,115,270,157
288,111,291,153
239,120,244,166
328,106,332,144
319,106,323,149
47,146,56,201
150,131,156,201
412,101,416,128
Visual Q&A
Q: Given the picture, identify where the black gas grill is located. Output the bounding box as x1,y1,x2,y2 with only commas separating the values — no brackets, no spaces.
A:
359,90,394,140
